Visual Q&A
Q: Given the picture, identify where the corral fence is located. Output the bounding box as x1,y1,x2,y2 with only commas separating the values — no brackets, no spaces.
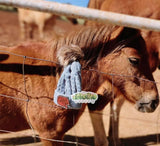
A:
0,49,159,146
0,0,160,146
0,0,160,32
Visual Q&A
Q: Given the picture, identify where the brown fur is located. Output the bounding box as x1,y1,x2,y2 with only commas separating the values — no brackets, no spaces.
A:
86,1,160,145
87,0,160,72
0,25,159,146
87,0,104,9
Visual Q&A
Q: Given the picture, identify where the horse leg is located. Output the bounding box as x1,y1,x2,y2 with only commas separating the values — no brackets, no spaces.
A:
19,21,26,40
109,96,125,146
89,110,108,146
38,22,44,39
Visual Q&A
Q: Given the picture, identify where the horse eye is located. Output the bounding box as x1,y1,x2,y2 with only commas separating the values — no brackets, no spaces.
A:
128,57,140,66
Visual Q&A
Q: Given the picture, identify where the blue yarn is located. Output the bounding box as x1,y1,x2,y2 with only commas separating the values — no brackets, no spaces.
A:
54,61,82,109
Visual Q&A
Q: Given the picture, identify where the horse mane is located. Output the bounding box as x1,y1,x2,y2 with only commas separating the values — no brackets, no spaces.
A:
48,25,141,68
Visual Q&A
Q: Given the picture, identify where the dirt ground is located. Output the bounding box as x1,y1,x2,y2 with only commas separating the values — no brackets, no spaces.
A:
0,10,160,146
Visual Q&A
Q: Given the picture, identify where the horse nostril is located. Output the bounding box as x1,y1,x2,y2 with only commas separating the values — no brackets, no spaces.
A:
136,96,159,113
150,99,159,110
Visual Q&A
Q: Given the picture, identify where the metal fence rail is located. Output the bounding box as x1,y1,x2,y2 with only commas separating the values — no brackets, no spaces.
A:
0,0,160,32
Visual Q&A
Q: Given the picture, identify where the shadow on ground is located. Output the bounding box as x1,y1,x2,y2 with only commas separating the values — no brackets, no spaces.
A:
0,134,160,146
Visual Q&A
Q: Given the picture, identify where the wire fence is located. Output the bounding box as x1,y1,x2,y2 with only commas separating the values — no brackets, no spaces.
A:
0,49,160,146
0,0,160,145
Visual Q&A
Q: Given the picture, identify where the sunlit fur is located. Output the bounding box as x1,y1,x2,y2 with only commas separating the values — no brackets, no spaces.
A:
0,25,158,146
86,0,160,145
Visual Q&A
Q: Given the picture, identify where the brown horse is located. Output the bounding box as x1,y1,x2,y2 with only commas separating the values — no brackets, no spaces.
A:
87,0,160,145
0,25,159,146
87,0,160,72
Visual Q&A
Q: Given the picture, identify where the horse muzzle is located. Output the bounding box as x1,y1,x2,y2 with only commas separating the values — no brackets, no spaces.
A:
135,97,159,113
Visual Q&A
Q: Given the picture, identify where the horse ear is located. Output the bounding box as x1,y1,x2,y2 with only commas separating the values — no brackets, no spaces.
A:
110,26,124,40
119,27,141,40
57,44,84,66
110,26,140,40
